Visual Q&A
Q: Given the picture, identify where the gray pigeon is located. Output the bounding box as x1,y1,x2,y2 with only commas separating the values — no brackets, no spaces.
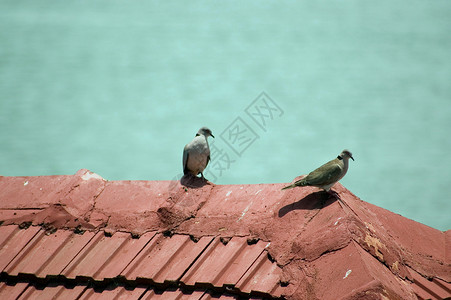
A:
183,127,214,179
282,149,354,192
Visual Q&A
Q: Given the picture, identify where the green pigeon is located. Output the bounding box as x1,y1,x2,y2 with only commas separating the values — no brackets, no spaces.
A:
282,150,354,192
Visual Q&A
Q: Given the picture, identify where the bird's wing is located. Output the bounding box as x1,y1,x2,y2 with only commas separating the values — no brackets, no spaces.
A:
302,160,343,186
182,145,190,174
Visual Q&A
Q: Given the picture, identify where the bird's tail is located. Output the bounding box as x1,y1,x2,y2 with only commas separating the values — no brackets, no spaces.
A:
281,184,296,190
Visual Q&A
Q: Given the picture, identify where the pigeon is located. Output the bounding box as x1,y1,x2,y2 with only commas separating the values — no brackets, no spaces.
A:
282,149,354,192
183,127,214,179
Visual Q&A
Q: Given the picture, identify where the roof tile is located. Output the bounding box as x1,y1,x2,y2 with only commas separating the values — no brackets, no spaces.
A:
0,282,29,299
141,289,206,300
122,233,212,283
235,250,283,297
180,237,273,288
36,231,96,277
409,267,451,300
5,228,71,276
78,286,147,300
62,231,153,280
0,225,40,272
18,284,87,300
198,294,238,300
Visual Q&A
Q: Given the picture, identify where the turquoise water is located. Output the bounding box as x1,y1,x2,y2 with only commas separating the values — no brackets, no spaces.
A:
1,1,450,230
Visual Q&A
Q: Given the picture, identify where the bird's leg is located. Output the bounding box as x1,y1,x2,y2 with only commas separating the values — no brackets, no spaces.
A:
200,172,207,181
200,172,213,185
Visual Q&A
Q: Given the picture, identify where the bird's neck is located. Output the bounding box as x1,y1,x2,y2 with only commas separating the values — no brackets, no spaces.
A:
342,157,349,170
196,134,209,145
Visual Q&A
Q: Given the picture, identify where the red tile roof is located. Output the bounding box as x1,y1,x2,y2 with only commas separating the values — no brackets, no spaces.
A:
0,169,449,299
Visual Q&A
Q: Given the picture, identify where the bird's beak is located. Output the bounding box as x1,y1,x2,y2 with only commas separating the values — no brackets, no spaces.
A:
211,134,215,138
350,156,354,161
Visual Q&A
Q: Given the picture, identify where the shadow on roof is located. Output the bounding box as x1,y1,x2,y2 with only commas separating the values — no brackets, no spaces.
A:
278,191,337,217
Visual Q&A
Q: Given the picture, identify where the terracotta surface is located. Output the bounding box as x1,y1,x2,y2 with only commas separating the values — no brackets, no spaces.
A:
122,233,212,282
0,169,450,299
